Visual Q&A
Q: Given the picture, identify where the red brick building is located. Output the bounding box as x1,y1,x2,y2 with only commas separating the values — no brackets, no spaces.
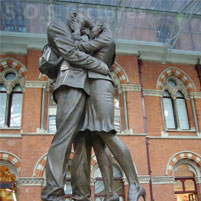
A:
0,1,201,201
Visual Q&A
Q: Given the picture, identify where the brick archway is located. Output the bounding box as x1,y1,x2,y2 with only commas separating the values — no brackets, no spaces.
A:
0,151,21,174
0,57,27,78
33,152,97,178
156,67,196,92
166,151,201,176
112,62,129,84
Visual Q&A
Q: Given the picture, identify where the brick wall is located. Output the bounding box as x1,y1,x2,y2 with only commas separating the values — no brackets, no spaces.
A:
0,52,201,201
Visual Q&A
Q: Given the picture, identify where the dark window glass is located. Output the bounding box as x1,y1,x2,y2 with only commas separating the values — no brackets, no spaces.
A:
168,79,177,87
5,73,16,81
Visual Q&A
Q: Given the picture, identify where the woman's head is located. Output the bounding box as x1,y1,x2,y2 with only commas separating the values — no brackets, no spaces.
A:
90,19,105,39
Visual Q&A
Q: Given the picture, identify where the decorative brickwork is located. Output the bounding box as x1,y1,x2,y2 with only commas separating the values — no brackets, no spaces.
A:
156,67,196,92
0,151,21,174
0,57,27,78
112,62,129,84
33,152,97,178
166,151,201,176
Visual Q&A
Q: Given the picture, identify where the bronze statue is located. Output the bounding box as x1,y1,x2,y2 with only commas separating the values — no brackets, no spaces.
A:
39,11,146,201
40,12,117,201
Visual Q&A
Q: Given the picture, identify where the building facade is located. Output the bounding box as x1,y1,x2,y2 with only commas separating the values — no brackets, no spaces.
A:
0,1,201,201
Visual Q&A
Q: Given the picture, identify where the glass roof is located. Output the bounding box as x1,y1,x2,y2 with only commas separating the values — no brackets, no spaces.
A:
0,0,201,52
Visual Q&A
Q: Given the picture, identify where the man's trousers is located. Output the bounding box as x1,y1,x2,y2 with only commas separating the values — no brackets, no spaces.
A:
41,86,88,201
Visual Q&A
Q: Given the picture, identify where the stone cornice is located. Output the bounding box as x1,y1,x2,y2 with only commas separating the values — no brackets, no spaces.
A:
152,176,175,184
118,84,141,93
190,92,201,99
16,176,189,187
141,89,201,99
18,177,44,186
0,133,22,138
143,89,163,97
147,135,201,140
25,80,51,90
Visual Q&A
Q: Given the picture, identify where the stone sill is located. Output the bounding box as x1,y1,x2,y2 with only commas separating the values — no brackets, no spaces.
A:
0,127,21,130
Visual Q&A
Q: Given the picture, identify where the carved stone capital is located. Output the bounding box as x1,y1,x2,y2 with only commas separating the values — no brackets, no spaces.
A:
195,176,201,184
122,176,128,185
90,178,95,186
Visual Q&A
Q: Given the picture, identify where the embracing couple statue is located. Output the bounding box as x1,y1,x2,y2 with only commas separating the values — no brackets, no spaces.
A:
39,11,146,201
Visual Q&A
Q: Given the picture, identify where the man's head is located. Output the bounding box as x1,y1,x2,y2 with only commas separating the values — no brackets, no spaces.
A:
67,11,92,34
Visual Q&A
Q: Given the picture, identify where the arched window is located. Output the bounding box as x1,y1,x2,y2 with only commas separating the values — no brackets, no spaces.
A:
173,163,198,201
0,163,18,201
94,164,124,201
0,79,23,128
162,78,190,130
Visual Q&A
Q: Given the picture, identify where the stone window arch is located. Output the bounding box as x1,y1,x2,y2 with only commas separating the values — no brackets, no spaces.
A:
173,160,200,201
162,76,190,130
157,67,199,133
0,58,26,128
0,160,19,200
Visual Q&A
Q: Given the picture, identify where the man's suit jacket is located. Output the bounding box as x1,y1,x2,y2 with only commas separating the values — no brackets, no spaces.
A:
47,19,109,95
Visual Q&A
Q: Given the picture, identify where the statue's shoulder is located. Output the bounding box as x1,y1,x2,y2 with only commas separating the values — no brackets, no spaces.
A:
48,19,67,31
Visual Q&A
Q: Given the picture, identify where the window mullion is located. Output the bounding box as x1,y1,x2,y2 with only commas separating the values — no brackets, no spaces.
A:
5,93,11,127
190,98,199,133
160,97,167,130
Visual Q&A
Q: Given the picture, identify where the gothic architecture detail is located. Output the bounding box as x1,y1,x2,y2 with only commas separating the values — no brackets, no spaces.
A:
0,58,26,93
156,67,196,92
18,177,44,186
0,151,21,174
166,151,201,176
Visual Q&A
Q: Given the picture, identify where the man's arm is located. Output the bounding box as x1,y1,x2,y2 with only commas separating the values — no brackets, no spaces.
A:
48,20,109,75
